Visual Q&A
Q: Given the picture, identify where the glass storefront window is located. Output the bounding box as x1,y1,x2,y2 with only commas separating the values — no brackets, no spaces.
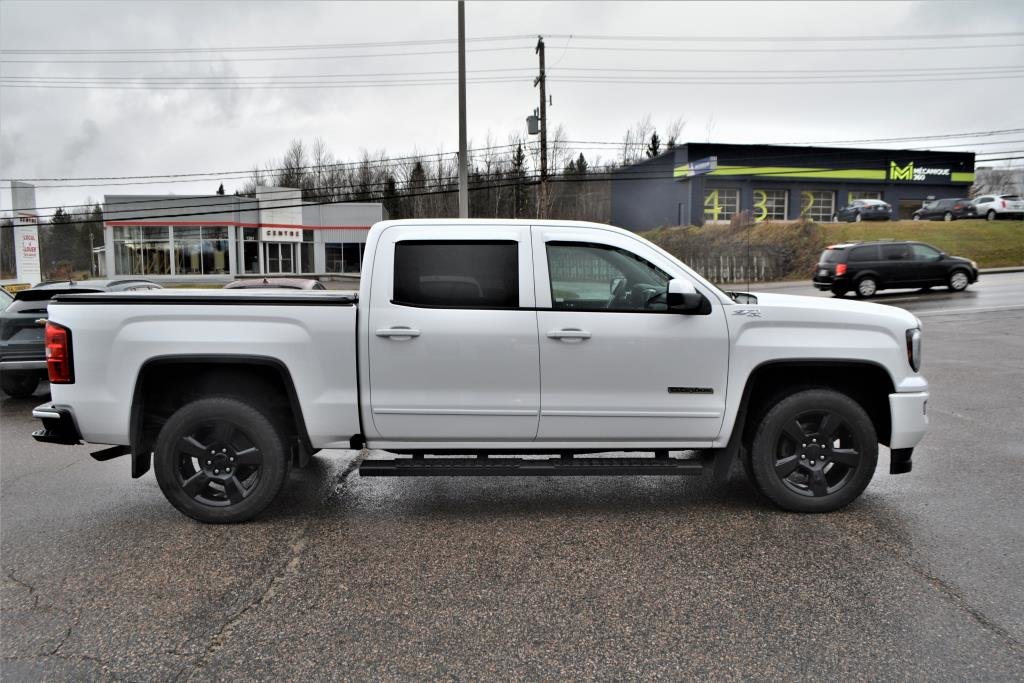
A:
848,191,882,203
300,242,315,273
113,226,170,275
326,244,343,273
800,191,836,222
753,189,788,221
173,226,229,275
703,188,740,222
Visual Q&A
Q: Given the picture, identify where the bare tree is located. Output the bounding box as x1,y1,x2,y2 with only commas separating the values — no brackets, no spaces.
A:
665,117,685,148
621,114,655,166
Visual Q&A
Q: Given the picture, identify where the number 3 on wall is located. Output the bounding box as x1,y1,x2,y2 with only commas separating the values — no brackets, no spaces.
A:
753,190,768,222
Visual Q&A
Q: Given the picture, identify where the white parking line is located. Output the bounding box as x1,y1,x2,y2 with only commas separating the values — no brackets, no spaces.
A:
915,304,1024,317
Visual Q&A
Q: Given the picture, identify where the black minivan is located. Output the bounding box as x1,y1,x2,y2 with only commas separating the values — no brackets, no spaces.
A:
812,240,978,298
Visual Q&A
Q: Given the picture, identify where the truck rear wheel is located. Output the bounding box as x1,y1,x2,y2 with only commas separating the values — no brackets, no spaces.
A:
153,397,289,523
748,389,877,513
1,371,41,398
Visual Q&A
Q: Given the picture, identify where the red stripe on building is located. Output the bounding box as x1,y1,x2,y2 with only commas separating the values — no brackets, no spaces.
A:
104,220,370,230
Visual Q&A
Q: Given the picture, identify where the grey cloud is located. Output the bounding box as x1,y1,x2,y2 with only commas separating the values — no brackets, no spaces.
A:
61,118,100,168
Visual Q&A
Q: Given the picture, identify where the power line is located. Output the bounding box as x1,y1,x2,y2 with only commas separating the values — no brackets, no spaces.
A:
11,150,1007,218
557,42,1024,55
0,44,534,65
0,76,530,90
7,71,1020,90
9,129,1015,186
544,32,1024,42
0,35,534,55
551,74,1024,86
0,67,537,81
3,143,534,183
4,64,1018,90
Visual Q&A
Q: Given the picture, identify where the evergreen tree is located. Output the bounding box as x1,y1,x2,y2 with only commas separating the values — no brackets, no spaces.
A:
646,132,661,158
575,152,589,175
216,183,225,195
510,143,528,218
408,161,427,190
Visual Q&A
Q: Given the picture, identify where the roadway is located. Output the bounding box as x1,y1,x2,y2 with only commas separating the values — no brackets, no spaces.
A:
2,272,1022,680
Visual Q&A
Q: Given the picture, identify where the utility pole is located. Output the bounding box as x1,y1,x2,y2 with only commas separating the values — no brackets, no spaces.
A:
534,35,547,218
457,0,469,218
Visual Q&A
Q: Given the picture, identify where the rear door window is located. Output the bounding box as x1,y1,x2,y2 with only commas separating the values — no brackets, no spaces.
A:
882,243,912,260
847,245,880,262
393,240,519,308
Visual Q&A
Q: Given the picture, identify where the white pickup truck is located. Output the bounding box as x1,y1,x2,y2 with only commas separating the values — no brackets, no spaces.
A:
32,219,929,523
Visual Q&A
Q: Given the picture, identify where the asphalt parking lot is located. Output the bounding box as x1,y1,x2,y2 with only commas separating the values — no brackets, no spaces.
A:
2,273,1023,680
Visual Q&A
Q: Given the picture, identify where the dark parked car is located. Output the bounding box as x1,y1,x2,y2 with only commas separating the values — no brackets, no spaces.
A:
833,198,892,222
224,277,326,290
812,240,978,298
0,279,162,398
912,198,977,221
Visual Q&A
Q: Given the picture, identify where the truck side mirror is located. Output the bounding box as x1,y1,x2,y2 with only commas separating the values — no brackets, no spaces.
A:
667,279,710,315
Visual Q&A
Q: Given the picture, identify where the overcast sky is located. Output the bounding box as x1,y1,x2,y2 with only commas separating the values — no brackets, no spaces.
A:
1,0,1022,216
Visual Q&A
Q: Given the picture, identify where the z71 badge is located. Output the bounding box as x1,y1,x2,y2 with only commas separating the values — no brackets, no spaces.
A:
732,308,762,318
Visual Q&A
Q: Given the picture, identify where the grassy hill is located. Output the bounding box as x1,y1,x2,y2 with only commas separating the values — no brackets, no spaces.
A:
646,218,1024,282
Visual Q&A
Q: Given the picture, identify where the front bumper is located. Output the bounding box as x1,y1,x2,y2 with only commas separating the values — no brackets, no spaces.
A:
889,391,928,450
31,403,83,445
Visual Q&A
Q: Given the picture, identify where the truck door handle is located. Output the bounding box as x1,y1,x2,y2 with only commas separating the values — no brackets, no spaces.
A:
376,327,420,339
546,328,591,341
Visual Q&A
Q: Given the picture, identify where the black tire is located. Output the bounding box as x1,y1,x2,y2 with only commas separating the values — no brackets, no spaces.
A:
948,269,970,292
943,211,954,221
986,209,996,221
830,287,847,298
855,276,877,298
1,372,41,398
912,214,921,221
153,397,290,523
748,389,877,513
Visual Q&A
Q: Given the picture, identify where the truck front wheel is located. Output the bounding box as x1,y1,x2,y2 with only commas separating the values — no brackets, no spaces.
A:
153,397,290,523
748,389,877,513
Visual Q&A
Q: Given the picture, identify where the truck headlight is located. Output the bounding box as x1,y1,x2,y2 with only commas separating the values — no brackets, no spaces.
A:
906,328,922,372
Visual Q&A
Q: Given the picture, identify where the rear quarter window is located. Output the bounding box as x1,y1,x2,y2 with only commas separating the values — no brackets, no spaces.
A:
821,249,846,263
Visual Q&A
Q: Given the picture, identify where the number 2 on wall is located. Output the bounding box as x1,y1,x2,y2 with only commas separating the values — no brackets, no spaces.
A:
800,191,814,217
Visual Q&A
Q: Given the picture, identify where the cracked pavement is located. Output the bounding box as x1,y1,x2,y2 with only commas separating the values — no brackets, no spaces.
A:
2,278,1023,680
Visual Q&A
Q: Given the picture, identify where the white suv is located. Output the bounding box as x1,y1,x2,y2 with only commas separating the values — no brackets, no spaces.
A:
972,194,1024,221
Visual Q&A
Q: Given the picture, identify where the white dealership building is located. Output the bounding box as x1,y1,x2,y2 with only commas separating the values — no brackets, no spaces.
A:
100,187,386,281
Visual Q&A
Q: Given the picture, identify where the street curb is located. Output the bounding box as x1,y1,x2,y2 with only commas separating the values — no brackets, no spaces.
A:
743,267,1022,290
979,266,1024,274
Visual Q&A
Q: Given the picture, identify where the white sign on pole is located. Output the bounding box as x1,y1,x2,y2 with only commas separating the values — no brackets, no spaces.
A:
10,182,42,285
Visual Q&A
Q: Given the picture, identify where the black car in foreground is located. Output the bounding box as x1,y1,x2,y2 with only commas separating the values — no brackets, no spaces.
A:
812,240,978,298
912,198,977,221
0,279,161,398
833,198,892,222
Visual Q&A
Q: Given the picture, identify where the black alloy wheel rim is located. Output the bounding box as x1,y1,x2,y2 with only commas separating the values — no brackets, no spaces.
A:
772,410,862,498
174,421,263,507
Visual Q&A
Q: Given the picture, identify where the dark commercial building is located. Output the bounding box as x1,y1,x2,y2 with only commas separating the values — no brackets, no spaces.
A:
611,143,975,230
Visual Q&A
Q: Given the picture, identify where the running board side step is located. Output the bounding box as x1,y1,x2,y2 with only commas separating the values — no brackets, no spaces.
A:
359,456,708,477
